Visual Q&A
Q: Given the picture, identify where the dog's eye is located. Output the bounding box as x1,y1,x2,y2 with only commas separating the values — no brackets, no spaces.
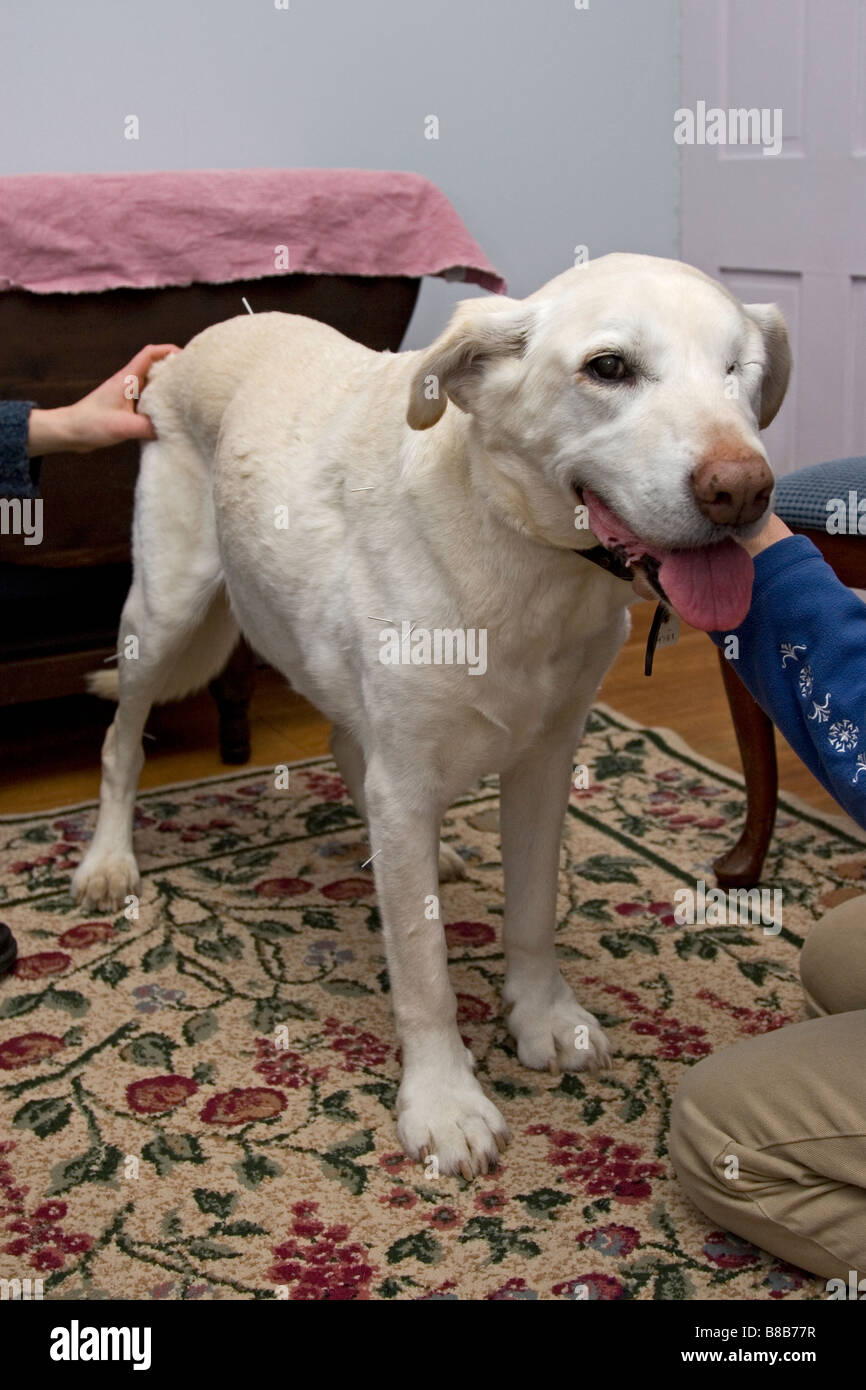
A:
586,354,631,383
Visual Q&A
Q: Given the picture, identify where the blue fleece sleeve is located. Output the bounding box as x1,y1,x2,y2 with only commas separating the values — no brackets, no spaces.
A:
0,401,39,498
709,534,866,829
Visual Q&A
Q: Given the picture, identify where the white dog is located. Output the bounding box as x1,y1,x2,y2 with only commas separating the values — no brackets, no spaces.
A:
74,253,789,1177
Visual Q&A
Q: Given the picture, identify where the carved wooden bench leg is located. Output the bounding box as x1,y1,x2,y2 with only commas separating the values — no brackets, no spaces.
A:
713,647,778,888
209,639,256,765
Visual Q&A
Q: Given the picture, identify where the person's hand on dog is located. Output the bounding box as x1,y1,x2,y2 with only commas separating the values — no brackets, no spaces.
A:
27,343,180,456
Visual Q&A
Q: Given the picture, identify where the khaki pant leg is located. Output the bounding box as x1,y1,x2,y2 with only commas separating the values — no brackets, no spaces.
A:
800,894,866,1016
670,1010,866,1280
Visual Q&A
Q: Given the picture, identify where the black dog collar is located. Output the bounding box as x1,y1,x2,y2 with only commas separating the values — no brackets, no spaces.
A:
574,542,635,583
574,544,673,677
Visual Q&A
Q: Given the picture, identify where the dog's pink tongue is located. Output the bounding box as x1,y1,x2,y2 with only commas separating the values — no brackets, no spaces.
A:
582,489,754,631
657,545,754,631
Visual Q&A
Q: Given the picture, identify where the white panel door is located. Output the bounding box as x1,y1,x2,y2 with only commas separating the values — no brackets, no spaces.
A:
680,0,866,476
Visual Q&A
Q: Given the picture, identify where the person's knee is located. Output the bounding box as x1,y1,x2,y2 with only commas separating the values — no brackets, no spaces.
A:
671,1019,866,1281
669,1053,731,1205
670,1046,770,1219
800,894,866,1016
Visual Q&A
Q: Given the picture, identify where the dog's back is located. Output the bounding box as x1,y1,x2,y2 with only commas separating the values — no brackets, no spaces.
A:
140,312,375,461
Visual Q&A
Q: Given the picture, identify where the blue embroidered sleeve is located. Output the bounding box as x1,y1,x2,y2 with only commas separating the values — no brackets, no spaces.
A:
709,534,866,829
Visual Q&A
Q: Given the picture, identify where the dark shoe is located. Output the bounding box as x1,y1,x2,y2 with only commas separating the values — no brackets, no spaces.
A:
0,922,18,978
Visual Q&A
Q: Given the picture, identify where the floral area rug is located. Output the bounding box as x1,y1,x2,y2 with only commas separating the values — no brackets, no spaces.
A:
2,703,866,1302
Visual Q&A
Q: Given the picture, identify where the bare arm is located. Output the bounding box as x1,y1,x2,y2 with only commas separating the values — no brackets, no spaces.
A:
27,343,179,455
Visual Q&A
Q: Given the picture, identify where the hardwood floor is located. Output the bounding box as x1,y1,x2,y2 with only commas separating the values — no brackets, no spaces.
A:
0,598,840,819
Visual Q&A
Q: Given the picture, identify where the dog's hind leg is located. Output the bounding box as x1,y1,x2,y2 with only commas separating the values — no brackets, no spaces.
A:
72,438,239,912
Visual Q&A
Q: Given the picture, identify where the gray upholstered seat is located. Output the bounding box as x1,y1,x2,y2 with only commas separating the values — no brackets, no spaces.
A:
775,456,866,531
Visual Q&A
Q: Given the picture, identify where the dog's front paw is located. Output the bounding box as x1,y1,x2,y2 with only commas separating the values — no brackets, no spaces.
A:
397,1060,510,1178
72,851,140,912
504,971,611,1075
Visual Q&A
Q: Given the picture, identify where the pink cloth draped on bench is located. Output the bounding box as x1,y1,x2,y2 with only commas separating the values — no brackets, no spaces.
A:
0,167,506,296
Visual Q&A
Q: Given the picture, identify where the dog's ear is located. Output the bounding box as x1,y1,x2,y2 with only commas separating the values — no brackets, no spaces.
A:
407,296,533,430
743,303,792,428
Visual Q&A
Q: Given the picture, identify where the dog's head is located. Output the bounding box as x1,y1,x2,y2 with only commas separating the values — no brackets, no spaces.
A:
407,253,791,629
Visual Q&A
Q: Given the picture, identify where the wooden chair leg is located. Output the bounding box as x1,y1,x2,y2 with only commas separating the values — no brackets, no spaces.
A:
713,647,778,888
209,639,256,765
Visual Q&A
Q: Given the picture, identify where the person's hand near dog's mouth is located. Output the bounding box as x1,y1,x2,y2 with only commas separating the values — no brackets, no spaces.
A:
630,511,794,610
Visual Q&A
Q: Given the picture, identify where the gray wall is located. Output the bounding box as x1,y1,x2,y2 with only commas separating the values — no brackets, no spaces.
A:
0,0,679,347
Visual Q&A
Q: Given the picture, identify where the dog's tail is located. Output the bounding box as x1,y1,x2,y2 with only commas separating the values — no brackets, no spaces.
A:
85,591,241,705
87,669,120,701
